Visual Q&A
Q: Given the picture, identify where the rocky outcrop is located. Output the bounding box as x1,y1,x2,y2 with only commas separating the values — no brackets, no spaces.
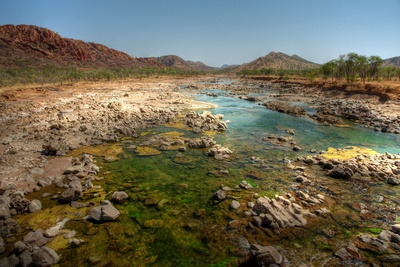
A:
184,111,228,133
311,98,400,133
0,24,161,69
262,101,307,116
299,153,400,184
1,228,60,267
252,194,315,231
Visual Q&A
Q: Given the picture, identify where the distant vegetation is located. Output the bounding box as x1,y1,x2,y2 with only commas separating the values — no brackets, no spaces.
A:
238,53,400,84
0,65,206,87
318,53,400,83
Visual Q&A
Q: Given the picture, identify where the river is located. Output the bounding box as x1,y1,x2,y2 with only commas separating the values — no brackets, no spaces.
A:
55,80,400,266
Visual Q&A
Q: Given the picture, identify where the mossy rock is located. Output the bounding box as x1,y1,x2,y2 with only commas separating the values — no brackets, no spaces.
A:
68,143,124,162
135,146,161,156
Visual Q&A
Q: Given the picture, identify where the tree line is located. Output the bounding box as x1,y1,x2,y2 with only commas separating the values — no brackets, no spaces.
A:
319,53,400,83
237,53,400,84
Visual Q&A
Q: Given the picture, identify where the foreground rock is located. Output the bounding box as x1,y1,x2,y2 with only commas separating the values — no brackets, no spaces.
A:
90,201,120,221
250,244,286,267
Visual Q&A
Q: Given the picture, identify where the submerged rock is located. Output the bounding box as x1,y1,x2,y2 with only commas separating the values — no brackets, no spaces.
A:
111,191,129,204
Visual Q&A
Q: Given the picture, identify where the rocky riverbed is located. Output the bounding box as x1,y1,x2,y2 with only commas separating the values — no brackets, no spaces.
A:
1,77,400,266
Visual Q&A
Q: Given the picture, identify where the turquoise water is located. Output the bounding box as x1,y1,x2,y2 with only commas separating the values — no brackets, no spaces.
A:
196,89,400,155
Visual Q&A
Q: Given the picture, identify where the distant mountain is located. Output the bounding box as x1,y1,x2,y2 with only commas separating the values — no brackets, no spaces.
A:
0,24,161,69
237,51,320,71
154,55,214,71
383,56,400,68
220,64,240,70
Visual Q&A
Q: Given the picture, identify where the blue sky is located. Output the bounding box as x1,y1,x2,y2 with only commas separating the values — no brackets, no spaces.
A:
0,0,399,67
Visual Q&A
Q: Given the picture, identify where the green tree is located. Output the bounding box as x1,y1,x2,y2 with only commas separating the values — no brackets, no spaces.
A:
344,52,359,84
367,56,383,80
320,61,336,82
356,54,368,83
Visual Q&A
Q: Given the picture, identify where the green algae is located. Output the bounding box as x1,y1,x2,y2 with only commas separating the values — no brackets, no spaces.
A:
135,146,162,156
320,146,378,160
364,227,383,235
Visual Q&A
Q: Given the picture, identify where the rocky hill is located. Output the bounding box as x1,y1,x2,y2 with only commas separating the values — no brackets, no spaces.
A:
0,24,160,69
237,51,319,71
154,55,214,71
383,56,400,68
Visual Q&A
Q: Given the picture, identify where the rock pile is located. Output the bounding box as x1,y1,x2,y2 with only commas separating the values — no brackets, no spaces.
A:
357,224,400,261
299,153,400,184
311,98,400,133
0,228,60,267
184,111,228,133
251,194,316,231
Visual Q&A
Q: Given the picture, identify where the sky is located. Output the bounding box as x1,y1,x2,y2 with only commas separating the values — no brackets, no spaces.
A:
0,0,399,67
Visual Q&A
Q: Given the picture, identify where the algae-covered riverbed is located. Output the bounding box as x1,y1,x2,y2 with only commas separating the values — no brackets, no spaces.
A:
17,83,400,266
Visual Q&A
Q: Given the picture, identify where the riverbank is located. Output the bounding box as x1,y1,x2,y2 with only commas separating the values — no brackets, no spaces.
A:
1,76,400,266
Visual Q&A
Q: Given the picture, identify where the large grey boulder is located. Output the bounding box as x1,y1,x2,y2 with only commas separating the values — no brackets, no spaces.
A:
250,244,283,266
19,250,33,267
32,246,60,267
90,202,120,221
0,203,10,219
28,199,42,213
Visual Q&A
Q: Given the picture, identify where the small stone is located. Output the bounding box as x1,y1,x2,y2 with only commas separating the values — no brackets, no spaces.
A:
64,230,76,239
214,190,226,201
111,191,129,204
70,201,87,208
293,146,301,151
231,200,241,210
69,238,84,247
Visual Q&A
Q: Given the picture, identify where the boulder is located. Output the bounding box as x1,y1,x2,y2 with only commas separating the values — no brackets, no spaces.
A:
24,229,48,247
32,246,60,267
60,188,80,202
111,191,129,204
250,244,283,266
28,199,42,213
0,203,10,219
392,224,400,235
90,202,120,221
387,176,400,185
214,190,226,201
19,250,33,267
328,166,352,179
231,200,241,210
14,240,28,254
